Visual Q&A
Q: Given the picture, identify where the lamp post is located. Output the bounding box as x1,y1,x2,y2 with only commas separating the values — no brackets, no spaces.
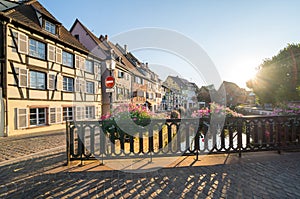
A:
105,55,116,113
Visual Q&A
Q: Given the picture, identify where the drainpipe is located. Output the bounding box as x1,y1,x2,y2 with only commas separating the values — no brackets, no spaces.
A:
2,18,10,136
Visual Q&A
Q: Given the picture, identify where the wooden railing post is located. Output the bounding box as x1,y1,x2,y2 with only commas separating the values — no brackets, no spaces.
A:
237,118,243,157
65,121,70,166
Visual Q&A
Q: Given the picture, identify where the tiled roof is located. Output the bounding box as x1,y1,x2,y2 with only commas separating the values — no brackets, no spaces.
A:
2,0,88,53
0,0,19,12
167,76,186,88
70,19,110,54
107,41,144,76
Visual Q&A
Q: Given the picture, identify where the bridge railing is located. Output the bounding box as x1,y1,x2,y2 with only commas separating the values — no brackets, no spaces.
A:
66,115,300,164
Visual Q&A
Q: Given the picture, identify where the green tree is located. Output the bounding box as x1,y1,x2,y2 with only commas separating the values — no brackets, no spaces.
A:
247,43,300,105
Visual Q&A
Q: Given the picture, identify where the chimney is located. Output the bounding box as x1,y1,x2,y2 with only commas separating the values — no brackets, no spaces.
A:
105,35,108,40
99,35,106,42
145,62,148,68
124,44,128,54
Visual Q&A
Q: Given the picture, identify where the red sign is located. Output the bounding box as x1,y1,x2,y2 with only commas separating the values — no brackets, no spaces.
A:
105,76,115,88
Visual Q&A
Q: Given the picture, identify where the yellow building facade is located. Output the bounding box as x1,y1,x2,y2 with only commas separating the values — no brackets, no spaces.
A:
0,0,102,136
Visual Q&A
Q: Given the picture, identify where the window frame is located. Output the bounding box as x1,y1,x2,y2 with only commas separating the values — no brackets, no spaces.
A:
85,60,94,74
63,107,74,122
118,71,124,78
29,38,46,60
85,106,95,120
86,81,94,94
29,70,46,90
62,51,74,68
44,20,56,34
29,107,46,127
63,76,74,92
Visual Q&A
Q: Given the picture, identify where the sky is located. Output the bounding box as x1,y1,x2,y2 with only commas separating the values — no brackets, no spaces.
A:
40,0,300,89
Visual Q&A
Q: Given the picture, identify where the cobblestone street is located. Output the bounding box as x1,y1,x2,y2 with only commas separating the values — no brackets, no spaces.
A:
0,131,65,162
0,132,300,198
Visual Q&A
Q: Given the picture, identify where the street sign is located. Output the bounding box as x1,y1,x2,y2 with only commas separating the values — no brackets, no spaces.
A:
106,88,114,93
105,76,115,88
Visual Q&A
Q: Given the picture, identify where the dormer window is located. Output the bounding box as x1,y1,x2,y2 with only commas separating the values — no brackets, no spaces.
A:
45,20,56,34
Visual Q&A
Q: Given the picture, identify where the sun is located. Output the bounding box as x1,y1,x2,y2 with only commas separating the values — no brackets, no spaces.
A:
229,59,259,89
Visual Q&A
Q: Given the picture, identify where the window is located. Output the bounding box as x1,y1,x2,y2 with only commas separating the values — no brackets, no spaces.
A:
125,89,130,99
118,71,124,78
45,20,56,34
63,107,74,121
135,76,143,84
116,87,124,100
85,60,94,73
117,87,123,95
86,81,94,94
29,39,46,59
63,77,74,92
29,108,46,126
30,71,46,89
85,106,95,119
62,51,74,67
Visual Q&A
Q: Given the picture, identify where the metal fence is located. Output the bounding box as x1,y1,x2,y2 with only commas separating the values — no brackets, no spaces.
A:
66,115,300,164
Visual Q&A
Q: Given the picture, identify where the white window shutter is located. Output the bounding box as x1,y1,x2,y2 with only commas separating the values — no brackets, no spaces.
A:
83,107,86,120
49,107,56,124
48,74,56,90
17,108,27,129
75,78,79,92
75,55,80,69
18,68,28,88
80,57,85,70
95,62,101,80
81,80,86,93
18,32,28,54
76,106,84,121
94,63,98,79
56,47,62,64
95,106,98,119
94,82,98,94
47,44,56,62
56,74,63,91
56,107,62,123
76,107,80,120
93,106,96,119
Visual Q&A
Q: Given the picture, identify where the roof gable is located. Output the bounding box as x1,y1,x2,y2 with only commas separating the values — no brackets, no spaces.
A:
2,0,88,53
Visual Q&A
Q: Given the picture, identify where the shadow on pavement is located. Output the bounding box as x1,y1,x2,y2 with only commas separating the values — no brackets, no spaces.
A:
0,151,300,198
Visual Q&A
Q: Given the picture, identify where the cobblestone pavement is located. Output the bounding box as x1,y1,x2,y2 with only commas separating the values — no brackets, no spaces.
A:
0,131,65,162
0,132,300,198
